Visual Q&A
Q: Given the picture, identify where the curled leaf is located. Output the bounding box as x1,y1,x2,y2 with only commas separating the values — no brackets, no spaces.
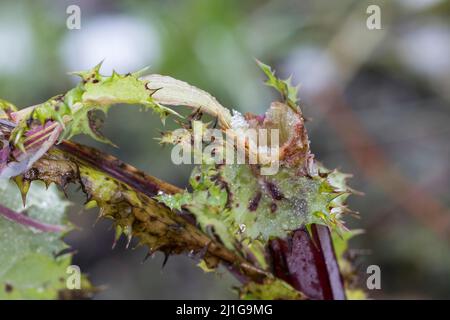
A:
142,74,232,129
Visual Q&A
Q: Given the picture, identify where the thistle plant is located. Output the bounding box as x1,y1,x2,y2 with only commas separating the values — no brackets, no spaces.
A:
0,61,362,299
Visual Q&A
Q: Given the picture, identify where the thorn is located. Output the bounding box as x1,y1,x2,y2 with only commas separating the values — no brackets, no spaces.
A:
111,69,120,79
149,87,162,97
54,248,78,259
13,176,30,207
142,250,154,264
161,252,170,269
125,234,132,249
212,116,219,129
305,224,314,239
305,225,321,251
68,60,104,80
254,58,263,67
112,231,122,250
93,59,105,73
92,213,102,227
121,224,133,249
188,107,203,122
111,225,122,249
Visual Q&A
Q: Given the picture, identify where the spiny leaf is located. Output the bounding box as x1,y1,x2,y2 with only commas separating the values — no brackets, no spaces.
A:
23,147,270,283
0,179,92,299
256,60,300,110
1,62,359,300
9,63,182,152
157,164,352,250
60,108,116,146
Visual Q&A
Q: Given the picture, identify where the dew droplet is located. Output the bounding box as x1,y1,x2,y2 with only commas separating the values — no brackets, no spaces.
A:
293,198,308,217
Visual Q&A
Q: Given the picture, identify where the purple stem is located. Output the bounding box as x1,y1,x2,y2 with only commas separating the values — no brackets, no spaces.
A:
0,203,66,233
57,141,174,197
269,224,346,300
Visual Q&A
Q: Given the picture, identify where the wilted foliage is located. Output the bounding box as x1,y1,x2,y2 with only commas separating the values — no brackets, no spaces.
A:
0,63,360,299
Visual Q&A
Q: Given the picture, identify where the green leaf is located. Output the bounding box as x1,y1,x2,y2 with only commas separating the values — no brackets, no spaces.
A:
0,99,18,117
0,179,90,299
10,64,183,150
256,60,300,110
239,277,305,300
158,164,349,250
61,108,115,146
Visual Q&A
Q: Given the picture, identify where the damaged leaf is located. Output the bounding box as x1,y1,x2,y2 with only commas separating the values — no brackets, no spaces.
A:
0,61,360,300
23,147,270,283
0,179,92,299
157,163,353,250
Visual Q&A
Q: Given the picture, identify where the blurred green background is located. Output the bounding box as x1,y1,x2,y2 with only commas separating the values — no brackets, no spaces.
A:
0,0,449,299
